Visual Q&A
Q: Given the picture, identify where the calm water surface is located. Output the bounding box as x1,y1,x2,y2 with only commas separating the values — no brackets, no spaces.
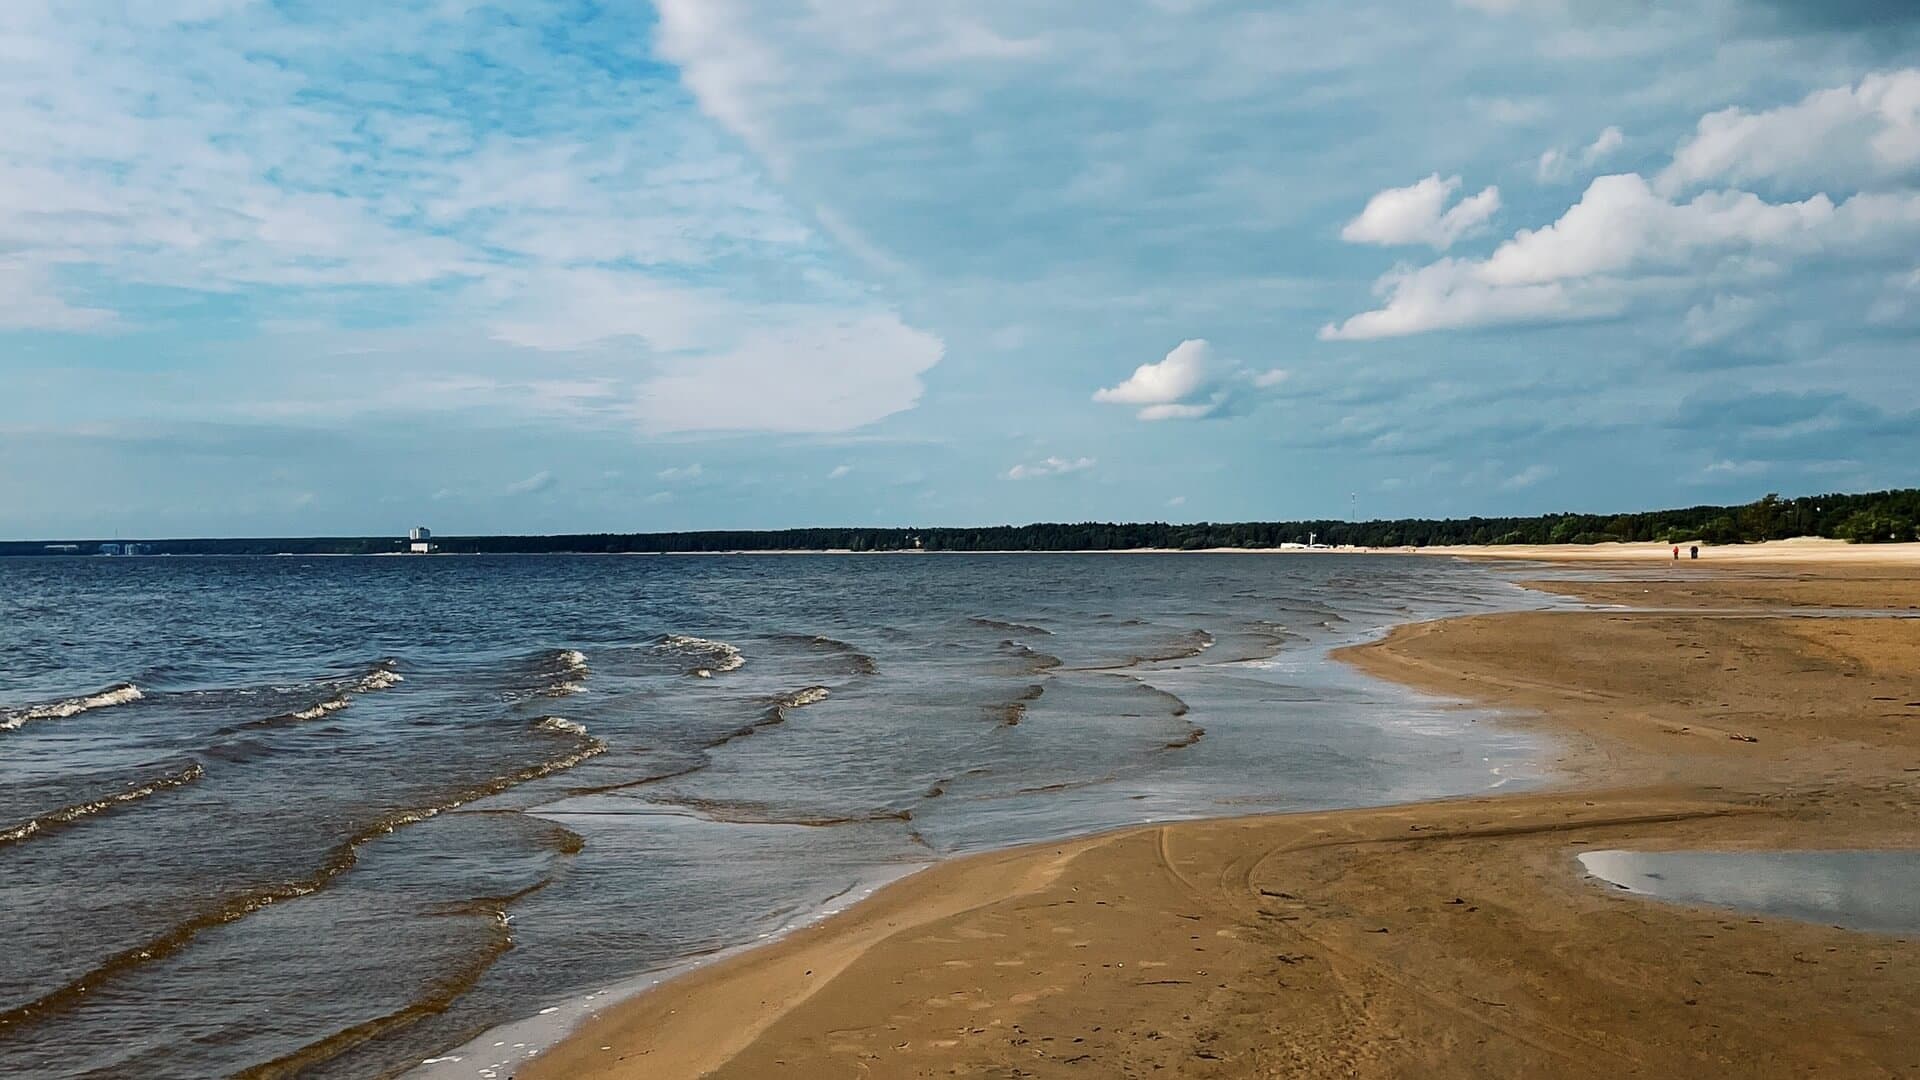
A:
0,553,1552,1077
1580,849,1920,934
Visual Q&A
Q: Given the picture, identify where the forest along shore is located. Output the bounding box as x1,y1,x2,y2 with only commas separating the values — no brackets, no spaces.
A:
526,559,1920,1079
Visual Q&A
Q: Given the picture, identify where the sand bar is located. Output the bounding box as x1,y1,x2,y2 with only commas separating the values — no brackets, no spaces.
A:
527,562,1920,1079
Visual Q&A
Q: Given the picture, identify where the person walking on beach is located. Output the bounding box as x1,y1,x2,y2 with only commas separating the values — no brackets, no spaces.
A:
1673,545,1679,560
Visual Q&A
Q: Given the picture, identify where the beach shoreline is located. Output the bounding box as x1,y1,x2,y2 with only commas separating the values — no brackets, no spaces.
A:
519,559,1920,1079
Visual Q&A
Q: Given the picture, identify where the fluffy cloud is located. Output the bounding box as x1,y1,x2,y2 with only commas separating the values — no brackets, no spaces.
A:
1479,174,1839,285
1093,339,1288,421
1537,125,1626,182
1329,72,1920,342
1095,339,1216,407
1340,174,1501,250
1006,456,1095,479
1658,69,1920,192
1320,259,1609,340
1326,172,1920,340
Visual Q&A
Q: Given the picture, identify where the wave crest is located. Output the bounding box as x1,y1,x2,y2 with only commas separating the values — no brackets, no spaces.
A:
0,763,204,848
2,683,144,731
535,716,589,737
659,634,745,677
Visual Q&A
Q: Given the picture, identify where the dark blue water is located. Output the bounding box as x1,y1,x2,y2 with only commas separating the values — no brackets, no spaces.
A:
0,553,1551,1078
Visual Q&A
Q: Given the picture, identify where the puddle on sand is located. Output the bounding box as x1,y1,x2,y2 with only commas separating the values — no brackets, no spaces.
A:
1579,849,1920,935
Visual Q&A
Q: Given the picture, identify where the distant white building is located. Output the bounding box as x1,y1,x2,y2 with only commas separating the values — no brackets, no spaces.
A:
407,526,436,554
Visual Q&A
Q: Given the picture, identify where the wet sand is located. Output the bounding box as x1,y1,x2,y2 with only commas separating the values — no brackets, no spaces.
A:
527,564,1920,1079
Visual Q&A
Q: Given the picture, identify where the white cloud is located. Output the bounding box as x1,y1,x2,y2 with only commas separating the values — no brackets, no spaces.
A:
1587,125,1626,162
1500,464,1554,491
657,463,704,481
1681,294,1759,347
1093,339,1286,421
1537,126,1626,183
1867,267,1920,324
653,1,1047,181
483,270,945,436
1340,174,1501,251
626,313,944,435
1701,459,1768,479
1326,171,1920,340
1659,70,1920,193
0,3,941,439
504,470,555,495
0,261,116,331
1334,75,1920,342
1167,495,1187,507
1479,174,1836,286
1006,456,1095,480
1095,338,1217,406
827,464,852,479
1320,258,1611,340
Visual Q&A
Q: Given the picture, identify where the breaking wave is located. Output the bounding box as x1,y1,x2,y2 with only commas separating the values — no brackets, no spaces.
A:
535,648,590,697
778,685,832,710
289,697,351,722
356,668,405,693
1,683,144,732
659,634,745,677
701,684,832,751
238,660,404,730
0,763,204,848
534,716,589,737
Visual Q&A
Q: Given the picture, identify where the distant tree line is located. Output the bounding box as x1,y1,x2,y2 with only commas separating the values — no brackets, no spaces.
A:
4,488,1916,557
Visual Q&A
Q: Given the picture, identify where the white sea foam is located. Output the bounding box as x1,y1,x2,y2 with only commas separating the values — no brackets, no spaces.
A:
356,668,405,693
781,685,831,709
661,634,745,674
2,683,144,731
544,649,590,695
291,696,352,721
0,763,204,845
535,716,589,737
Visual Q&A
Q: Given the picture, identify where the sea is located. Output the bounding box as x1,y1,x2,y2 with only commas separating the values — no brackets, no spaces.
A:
0,552,1556,1078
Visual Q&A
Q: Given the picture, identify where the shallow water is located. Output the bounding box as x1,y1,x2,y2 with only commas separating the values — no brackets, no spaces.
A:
1579,849,1920,934
0,553,1554,1077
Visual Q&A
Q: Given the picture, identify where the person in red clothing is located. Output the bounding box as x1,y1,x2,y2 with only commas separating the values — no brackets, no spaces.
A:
1672,545,1679,560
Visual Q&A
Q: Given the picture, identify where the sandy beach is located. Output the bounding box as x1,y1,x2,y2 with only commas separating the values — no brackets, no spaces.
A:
527,555,1920,1079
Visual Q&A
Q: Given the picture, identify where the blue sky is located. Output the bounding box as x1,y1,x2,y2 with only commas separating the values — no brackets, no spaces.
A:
3,0,1918,538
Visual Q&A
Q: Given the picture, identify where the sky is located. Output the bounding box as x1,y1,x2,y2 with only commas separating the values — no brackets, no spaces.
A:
3,0,1919,538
